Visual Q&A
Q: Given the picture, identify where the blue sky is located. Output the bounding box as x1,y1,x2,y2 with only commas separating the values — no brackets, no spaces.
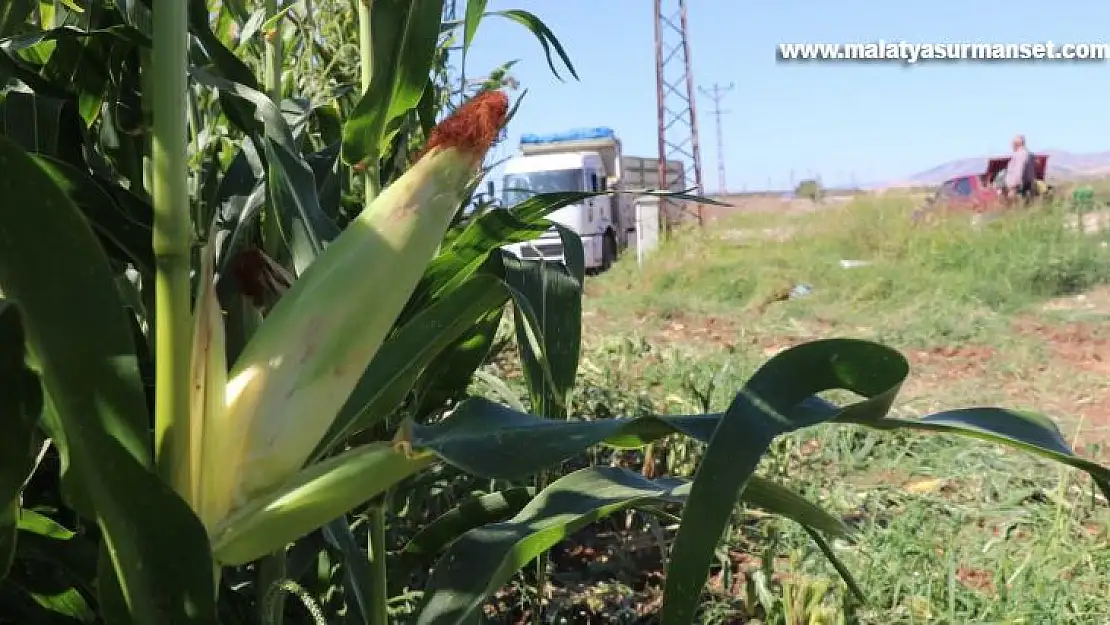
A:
464,0,1110,191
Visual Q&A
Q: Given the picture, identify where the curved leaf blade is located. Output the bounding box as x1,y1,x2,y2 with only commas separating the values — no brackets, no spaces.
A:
211,443,436,566
341,0,443,167
410,336,1108,623
312,273,509,459
401,486,536,562
488,10,578,81
403,336,1110,624
501,225,584,418
0,301,41,580
411,466,851,625
407,397,713,479
415,467,686,625
30,154,154,274
187,66,296,153
410,302,505,420
836,404,1110,499
739,476,855,541
0,135,217,624
661,339,907,624
407,191,622,315
262,138,341,275
461,0,488,55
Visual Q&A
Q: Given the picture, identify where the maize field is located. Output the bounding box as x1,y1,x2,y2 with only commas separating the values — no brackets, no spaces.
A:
0,2,1107,624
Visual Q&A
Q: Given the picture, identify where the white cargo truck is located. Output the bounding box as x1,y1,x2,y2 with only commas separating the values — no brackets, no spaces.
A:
499,127,686,271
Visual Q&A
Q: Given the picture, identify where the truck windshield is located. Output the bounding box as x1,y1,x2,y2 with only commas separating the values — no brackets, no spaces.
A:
501,169,583,206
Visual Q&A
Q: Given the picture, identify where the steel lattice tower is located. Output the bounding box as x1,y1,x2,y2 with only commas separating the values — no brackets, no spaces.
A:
699,82,733,195
442,0,464,105
653,0,704,227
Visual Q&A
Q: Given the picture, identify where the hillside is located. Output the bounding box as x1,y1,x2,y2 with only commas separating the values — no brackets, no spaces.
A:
896,149,1110,187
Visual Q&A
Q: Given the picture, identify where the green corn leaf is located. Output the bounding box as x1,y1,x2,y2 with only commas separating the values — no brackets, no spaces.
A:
487,9,577,81
409,299,504,419
398,338,1110,624
32,25,139,125
5,509,99,622
0,301,42,580
0,134,217,624
400,486,536,562
406,396,714,479
0,24,148,51
189,68,341,274
415,467,685,624
31,154,154,275
407,191,642,316
799,397,1110,500
0,89,86,165
321,518,375,625
414,466,853,625
411,209,550,311
660,340,905,624
0,0,35,39
236,7,266,46
461,0,488,56
187,0,266,138
659,338,1110,623
187,66,298,156
211,442,437,566
501,224,584,418
312,272,509,459
341,0,444,168
112,0,152,38
262,138,341,275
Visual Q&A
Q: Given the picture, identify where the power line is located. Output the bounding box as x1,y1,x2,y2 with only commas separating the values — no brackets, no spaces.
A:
698,82,733,195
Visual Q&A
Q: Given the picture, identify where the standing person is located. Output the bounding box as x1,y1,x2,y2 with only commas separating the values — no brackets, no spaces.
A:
1004,134,1037,205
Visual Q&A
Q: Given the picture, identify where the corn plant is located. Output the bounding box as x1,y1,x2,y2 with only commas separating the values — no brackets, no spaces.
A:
2,2,1109,625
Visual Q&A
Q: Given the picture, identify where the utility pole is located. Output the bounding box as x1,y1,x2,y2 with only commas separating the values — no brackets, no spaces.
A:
654,0,705,229
698,82,733,195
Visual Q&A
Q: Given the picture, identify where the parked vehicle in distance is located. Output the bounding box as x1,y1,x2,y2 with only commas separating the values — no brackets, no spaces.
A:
498,127,685,272
916,154,1052,220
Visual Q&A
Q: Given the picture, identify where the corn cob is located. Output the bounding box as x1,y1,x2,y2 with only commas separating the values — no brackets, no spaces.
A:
182,90,509,538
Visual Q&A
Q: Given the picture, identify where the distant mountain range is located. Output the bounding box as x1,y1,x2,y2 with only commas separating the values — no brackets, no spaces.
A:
884,150,1110,188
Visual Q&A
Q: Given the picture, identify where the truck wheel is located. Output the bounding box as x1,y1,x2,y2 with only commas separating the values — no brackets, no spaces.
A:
600,233,616,272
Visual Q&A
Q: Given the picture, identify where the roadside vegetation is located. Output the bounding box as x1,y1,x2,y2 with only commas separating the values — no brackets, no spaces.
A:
1,3,1108,625
519,196,1110,622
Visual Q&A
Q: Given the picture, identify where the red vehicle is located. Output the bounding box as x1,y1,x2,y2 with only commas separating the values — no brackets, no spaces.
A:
919,154,1051,216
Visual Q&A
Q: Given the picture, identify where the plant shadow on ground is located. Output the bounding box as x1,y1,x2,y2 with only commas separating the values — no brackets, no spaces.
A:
450,196,1110,624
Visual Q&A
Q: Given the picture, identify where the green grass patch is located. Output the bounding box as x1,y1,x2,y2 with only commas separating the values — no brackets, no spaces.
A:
542,195,1110,623
593,196,1110,346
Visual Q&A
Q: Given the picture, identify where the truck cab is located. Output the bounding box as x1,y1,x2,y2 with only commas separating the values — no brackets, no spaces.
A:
499,128,633,272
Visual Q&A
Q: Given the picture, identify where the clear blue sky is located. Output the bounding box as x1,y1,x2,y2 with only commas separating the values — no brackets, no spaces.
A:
464,0,1110,191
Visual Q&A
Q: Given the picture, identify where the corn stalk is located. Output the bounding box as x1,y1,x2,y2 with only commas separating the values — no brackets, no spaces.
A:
4,4,1107,625
151,0,193,488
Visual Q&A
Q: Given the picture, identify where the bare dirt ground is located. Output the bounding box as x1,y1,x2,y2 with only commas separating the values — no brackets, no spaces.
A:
581,297,1110,462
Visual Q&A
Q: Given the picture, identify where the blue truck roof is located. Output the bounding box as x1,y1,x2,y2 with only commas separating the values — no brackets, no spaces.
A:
520,127,617,144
